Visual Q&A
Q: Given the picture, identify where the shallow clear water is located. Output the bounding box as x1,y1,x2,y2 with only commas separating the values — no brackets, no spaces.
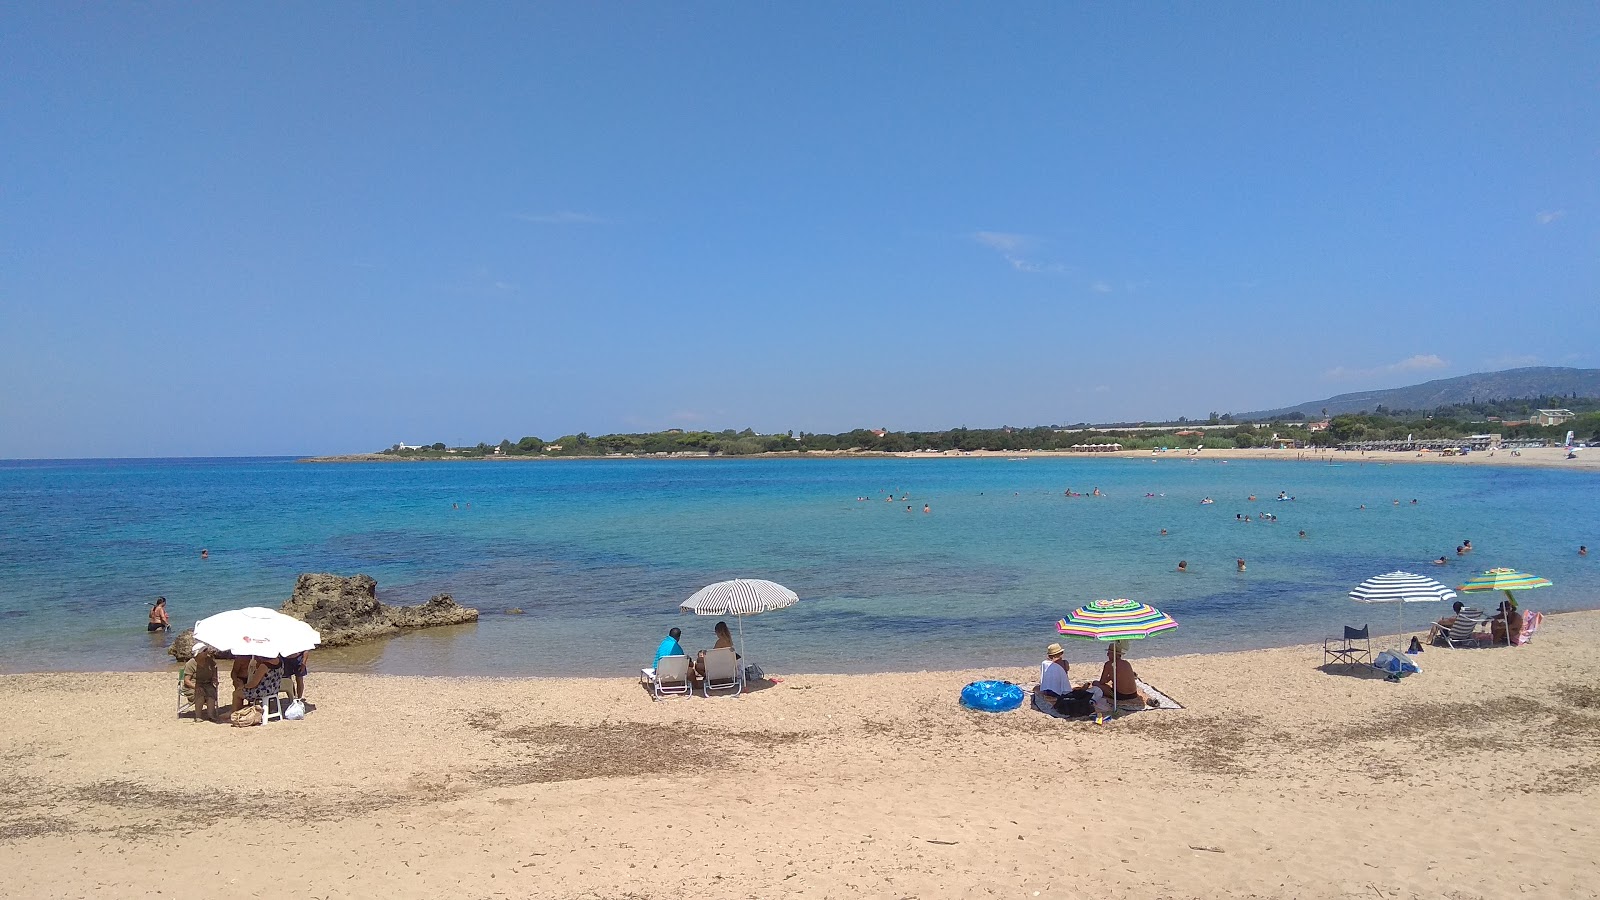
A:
1,455,1595,675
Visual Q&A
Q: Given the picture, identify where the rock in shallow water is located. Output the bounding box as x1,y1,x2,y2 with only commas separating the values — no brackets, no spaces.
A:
168,573,478,659
279,573,479,647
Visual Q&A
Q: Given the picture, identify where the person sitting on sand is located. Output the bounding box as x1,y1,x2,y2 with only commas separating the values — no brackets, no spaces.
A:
147,597,170,632
1094,643,1149,710
1037,643,1073,705
182,643,220,722
235,655,284,713
1490,599,1521,645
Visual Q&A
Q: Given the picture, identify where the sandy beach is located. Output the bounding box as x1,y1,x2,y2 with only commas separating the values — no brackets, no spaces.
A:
307,446,1600,471
3,612,1598,899
919,446,1600,471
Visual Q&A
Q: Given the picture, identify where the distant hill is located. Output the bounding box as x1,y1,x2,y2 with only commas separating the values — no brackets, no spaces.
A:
1240,367,1600,420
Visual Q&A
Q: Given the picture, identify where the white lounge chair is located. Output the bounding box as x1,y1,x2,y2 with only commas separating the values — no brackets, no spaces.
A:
644,655,693,700
701,647,742,698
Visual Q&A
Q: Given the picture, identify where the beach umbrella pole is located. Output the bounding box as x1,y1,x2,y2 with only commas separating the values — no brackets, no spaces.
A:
737,614,749,678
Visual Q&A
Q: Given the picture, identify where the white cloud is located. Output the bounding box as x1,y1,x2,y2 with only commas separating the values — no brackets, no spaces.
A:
1324,354,1448,380
1090,280,1113,294
1536,210,1565,225
971,231,1066,274
512,211,611,225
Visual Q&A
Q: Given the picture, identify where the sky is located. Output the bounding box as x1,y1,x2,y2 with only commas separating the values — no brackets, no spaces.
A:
2,4,1597,457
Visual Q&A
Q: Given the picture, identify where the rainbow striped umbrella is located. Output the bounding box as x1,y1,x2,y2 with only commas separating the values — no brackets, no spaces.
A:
1055,599,1177,719
1056,598,1179,641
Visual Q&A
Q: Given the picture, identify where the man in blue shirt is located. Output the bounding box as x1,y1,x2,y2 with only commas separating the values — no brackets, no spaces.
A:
653,627,687,669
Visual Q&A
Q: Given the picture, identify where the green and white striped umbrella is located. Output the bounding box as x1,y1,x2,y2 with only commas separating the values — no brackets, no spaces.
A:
1458,568,1552,596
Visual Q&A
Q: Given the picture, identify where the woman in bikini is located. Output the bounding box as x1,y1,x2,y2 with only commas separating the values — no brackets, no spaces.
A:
147,597,170,632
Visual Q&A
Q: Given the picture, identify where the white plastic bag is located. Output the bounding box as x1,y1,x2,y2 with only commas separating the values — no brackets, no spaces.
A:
285,699,306,720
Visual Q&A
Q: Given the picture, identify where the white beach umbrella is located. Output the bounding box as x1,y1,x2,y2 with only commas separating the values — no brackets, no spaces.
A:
193,607,321,658
679,579,800,677
1348,571,1456,651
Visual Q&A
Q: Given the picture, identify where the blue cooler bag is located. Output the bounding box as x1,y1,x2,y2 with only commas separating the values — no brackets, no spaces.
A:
960,680,1025,713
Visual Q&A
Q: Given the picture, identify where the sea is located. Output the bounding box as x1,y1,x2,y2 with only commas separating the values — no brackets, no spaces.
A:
1,455,1595,676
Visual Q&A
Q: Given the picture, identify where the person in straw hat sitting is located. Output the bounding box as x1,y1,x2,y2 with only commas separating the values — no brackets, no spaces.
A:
1038,643,1073,706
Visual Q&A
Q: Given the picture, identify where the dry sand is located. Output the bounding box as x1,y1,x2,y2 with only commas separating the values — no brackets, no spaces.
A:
4,613,1600,899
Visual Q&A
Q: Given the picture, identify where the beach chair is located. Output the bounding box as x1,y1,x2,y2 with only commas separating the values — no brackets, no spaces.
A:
1511,610,1542,646
701,647,743,698
1323,625,1372,669
1437,613,1484,649
644,655,693,700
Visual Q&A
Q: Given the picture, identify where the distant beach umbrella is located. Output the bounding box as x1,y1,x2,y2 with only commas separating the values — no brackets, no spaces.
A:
680,579,800,678
193,607,320,658
1348,571,1455,651
1056,598,1177,719
1459,568,1551,646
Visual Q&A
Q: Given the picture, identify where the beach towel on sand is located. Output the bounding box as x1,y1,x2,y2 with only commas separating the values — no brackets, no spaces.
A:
1033,679,1183,719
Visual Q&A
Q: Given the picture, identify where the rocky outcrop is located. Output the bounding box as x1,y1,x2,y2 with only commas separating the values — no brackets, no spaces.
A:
168,630,197,662
167,573,479,659
278,573,478,647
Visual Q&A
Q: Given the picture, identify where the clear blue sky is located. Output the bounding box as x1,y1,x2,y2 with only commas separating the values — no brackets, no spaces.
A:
3,4,1596,457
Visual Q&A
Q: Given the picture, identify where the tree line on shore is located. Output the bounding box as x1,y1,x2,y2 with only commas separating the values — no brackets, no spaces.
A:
380,397,1600,459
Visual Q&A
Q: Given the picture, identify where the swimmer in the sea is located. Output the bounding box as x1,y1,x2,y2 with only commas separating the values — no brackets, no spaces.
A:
1432,556,1448,565
922,504,930,513
1581,545,1588,557
1298,530,1306,539
1159,528,1168,536
1177,560,1188,572
200,548,209,559
1236,558,1246,572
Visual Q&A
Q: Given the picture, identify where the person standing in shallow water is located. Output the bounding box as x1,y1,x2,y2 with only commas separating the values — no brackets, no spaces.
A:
147,597,170,632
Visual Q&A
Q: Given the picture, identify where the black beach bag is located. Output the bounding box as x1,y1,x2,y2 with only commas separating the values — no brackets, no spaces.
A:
1054,689,1096,718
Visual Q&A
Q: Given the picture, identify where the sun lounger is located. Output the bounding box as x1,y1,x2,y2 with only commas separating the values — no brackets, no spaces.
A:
701,647,742,698
643,655,693,700
1437,613,1484,649
1511,610,1543,646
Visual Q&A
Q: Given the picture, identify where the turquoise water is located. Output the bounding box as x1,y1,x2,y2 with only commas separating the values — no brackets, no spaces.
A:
1,456,1595,675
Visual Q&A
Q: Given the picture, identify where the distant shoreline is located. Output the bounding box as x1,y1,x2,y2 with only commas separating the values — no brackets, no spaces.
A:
301,446,1599,471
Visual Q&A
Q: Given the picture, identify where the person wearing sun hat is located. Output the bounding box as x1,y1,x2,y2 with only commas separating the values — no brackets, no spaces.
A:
1038,643,1073,705
181,642,221,722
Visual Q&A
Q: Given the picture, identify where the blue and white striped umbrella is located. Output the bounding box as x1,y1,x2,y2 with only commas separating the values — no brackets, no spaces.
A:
1349,571,1458,605
1348,571,1455,649
679,579,800,678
